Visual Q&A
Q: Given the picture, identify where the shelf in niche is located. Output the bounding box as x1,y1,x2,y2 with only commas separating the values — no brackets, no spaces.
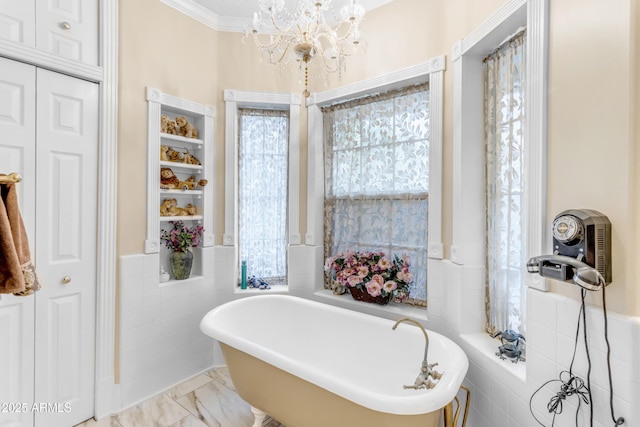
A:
160,132,203,145
159,274,203,287
160,215,203,222
160,189,203,196
160,161,202,171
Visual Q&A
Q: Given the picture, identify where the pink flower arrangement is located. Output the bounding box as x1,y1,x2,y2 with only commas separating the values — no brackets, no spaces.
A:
324,251,413,299
160,221,204,252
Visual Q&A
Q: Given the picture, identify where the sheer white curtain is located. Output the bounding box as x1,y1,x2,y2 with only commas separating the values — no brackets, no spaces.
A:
484,31,527,335
238,108,289,283
323,84,429,305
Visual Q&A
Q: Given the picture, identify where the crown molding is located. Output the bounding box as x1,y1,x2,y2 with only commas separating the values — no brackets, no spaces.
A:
160,0,247,32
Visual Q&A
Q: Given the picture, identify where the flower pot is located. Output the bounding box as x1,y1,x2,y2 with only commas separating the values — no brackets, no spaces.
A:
349,286,391,305
170,249,193,280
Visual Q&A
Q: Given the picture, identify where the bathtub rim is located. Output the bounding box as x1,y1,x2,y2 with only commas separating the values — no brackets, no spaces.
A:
200,294,469,415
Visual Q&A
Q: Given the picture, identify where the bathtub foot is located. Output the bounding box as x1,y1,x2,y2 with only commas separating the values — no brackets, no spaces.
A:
250,406,267,427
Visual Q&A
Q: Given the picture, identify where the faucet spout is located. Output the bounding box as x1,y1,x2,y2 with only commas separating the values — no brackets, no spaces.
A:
392,317,430,363
393,317,442,390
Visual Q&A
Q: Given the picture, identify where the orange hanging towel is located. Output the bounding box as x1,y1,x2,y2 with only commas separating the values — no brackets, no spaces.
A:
0,179,41,295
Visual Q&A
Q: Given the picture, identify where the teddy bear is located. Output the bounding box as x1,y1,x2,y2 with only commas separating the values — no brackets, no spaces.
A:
197,179,208,187
191,127,199,139
166,120,177,135
160,115,171,133
160,145,170,161
176,116,194,138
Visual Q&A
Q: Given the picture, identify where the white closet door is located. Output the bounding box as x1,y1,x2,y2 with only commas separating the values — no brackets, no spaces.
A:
0,0,35,46
0,56,37,427
35,0,98,65
34,68,98,427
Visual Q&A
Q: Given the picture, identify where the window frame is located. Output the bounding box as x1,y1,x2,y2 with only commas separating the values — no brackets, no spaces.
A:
451,0,549,334
306,57,446,299
223,90,302,283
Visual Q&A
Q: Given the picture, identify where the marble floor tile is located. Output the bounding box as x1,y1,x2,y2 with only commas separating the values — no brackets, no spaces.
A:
165,373,213,400
76,368,285,427
176,379,254,427
74,415,122,427
116,394,191,427
168,414,208,427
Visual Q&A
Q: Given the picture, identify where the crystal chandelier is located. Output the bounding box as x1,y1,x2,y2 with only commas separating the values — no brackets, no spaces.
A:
249,0,366,97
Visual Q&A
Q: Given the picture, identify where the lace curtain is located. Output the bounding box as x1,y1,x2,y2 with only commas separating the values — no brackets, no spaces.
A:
484,31,527,335
323,84,429,305
238,108,289,283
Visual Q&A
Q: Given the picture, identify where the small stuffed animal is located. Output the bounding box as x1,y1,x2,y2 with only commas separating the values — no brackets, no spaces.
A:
197,179,208,187
160,167,181,189
166,120,177,135
184,151,201,165
181,176,198,190
166,146,185,163
191,127,198,139
160,198,178,216
160,145,170,161
176,116,194,138
160,115,171,133
183,204,197,216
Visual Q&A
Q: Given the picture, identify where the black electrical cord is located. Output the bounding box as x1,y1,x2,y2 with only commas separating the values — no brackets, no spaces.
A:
530,292,590,426
529,286,625,426
580,288,594,425
601,284,625,426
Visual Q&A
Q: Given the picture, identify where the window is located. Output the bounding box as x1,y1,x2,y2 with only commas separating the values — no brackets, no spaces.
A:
238,108,289,284
484,31,527,335
323,84,429,305
223,90,301,289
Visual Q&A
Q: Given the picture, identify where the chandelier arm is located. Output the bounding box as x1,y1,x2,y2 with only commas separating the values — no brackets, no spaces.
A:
252,33,284,50
268,12,296,35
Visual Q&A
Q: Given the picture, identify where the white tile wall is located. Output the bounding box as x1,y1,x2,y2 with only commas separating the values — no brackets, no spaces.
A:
117,250,638,426
429,260,639,427
117,244,321,410
118,248,220,408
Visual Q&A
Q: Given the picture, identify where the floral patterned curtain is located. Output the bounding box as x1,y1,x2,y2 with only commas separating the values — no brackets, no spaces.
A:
484,30,527,335
238,108,289,284
322,84,429,305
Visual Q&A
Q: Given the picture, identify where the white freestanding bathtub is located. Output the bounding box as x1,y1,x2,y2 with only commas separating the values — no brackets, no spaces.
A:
200,295,468,427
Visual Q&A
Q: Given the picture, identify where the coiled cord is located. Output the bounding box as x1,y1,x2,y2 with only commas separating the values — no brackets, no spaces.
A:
529,288,624,426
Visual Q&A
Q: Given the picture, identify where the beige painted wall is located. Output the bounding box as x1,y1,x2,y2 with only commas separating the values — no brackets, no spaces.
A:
118,0,639,315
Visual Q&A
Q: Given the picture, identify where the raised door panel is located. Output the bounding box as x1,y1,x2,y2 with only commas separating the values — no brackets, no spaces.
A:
35,0,98,65
34,68,98,427
0,303,35,427
0,1,35,46
0,57,36,228
0,57,36,427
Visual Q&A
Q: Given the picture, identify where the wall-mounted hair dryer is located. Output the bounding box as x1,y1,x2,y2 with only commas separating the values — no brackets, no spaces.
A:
527,209,611,291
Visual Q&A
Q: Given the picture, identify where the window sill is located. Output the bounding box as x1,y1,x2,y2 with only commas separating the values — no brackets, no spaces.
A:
234,284,289,295
313,289,428,322
459,332,526,384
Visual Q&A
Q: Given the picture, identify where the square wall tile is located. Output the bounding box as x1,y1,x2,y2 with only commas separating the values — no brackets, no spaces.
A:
528,288,557,330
